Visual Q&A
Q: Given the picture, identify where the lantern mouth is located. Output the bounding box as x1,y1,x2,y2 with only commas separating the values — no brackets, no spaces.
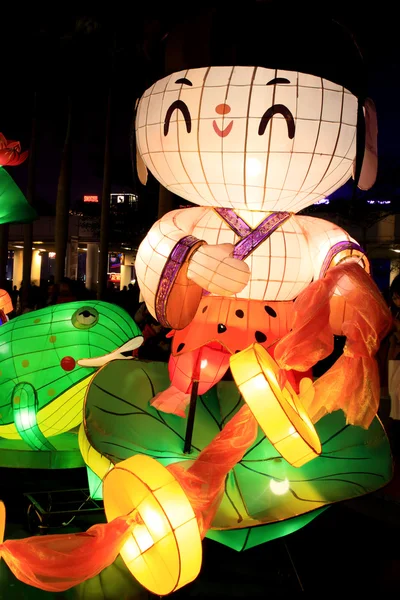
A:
103,454,202,596
77,336,143,367
212,119,233,138
230,343,321,467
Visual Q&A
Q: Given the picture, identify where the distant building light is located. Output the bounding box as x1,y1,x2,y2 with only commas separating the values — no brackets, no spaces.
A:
84,195,99,203
367,200,391,204
33,241,44,244
314,199,330,205
49,252,56,259
110,193,138,207
14,245,24,249
392,249,400,254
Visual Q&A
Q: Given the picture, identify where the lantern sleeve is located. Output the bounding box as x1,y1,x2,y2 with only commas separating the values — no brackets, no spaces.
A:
135,206,250,329
298,215,368,281
298,215,370,334
135,207,208,329
275,263,392,428
309,264,392,427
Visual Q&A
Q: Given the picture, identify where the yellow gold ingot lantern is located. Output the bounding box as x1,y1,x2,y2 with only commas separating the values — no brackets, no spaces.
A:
103,454,202,596
230,344,321,467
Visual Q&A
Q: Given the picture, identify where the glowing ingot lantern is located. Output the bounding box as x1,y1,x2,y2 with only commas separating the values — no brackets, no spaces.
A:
103,454,202,596
230,344,321,467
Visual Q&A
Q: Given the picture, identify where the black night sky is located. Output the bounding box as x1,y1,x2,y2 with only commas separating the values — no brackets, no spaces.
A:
2,3,399,214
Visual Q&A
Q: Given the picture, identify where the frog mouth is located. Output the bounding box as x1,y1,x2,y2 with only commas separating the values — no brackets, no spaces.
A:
77,336,144,368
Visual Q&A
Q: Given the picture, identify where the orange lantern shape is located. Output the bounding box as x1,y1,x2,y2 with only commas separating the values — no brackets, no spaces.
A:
0,289,13,323
0,133,28,167
230,343,321,467
103,454,202,596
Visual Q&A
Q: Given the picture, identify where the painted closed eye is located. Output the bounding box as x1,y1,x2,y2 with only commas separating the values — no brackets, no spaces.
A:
164,100,192,136
258,105,296,139
259,80,295,139
72,307,99,329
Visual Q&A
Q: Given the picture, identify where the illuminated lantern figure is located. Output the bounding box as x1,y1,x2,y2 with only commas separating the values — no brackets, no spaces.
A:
127,8,393,590
0,301,143,450
135,7,390,438
0,8,392,598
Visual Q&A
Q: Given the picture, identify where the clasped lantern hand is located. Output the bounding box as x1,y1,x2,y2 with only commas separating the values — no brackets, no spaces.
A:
187,243,250,296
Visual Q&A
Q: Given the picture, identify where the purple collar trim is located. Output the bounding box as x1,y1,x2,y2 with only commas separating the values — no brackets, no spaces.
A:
214,208,252,237
214,208,291,260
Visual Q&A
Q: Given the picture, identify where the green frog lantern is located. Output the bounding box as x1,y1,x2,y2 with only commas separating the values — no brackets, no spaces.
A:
0,301,142,450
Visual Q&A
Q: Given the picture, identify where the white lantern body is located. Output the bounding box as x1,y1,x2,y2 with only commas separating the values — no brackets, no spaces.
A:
135,205,363,307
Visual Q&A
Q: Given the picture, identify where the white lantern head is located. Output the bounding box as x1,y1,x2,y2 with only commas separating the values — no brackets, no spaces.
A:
135,7,377,212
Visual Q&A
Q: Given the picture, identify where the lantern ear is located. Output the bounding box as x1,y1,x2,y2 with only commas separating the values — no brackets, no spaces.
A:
353,98,378,191
132,98,148,186
136,145,148,186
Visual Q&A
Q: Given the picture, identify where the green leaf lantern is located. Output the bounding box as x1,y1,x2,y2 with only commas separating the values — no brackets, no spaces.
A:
83,360,392,550
0,167,36,224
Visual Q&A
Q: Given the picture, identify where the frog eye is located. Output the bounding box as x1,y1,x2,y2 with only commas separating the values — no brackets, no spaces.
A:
72,307,99,329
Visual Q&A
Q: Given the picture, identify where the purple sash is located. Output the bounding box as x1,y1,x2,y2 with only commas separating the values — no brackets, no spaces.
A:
319,241,365,279
214,208,291,260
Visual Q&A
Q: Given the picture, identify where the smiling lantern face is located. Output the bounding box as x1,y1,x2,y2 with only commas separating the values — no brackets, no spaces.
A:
136,66,358,212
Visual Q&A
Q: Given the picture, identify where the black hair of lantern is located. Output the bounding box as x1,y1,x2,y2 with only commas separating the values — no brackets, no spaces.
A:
162,4,368,99
135,3,370,192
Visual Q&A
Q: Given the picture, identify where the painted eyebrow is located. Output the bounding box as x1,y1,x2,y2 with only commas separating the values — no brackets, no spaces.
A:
267,77,290,85
175,78,193,86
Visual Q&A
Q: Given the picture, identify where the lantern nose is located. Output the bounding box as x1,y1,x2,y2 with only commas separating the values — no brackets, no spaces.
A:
215,103,231,115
